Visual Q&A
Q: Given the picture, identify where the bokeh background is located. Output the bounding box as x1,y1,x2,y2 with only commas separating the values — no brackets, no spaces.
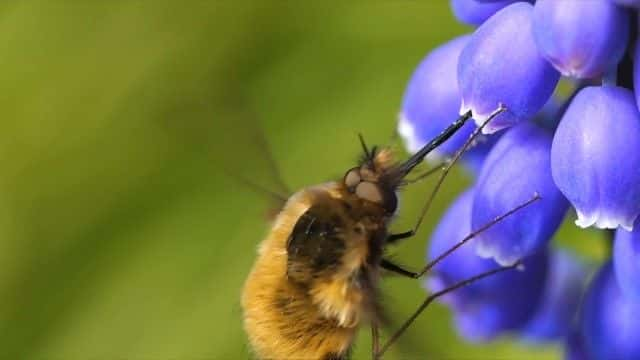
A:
1,1,607,359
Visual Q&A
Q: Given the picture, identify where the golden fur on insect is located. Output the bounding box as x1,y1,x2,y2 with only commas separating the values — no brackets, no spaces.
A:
242,148,396,360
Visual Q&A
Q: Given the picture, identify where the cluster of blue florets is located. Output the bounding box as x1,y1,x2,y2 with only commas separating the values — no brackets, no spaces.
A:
398,1,640,358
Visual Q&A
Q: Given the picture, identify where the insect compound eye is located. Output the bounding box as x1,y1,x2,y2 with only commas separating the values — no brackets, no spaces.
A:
344,167,361,189
359,166,376,181
355,181,383,204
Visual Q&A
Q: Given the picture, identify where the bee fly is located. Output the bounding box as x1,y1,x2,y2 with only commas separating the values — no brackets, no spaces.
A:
241,104,540,359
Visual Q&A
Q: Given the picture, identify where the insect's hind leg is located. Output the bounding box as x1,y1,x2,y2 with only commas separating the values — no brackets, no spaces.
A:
415,193,540,278
374,260,523,359
371,321,380,360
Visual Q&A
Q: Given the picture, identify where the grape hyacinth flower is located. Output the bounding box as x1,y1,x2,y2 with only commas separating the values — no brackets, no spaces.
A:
399,0,640,357
551,86,640,231
450,0,526,26
520,250,586,343
634,37,640,107
458,2,559,133
613,219,640,299
533,0,629,79
398,34,498,173
426,189,548,341
580,262,640,359
611,0,640,9
398,35,472,157
473,123,568,266
564,330,589,360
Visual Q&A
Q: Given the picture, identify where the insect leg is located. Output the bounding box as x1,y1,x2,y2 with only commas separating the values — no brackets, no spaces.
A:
371,321,380,360
375,260,523,359
387,192,539,279
380,259,418,278
386,230,414,244
406,105,506,240
415,192,540,278
404,160,449,185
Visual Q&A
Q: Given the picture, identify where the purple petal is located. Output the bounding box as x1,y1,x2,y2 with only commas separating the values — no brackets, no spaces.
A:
551,86,640,231
453,304,515,342
609,0,640,8
532,0,629,79
458,2,560,134
456,132,502,175
580,261,640,360
520,250,587,343
399,35,473,157
564,329,590,360
450,0,526,26
634,37,640,109
472,122,568,266
613,218,640,299
398,34,499,173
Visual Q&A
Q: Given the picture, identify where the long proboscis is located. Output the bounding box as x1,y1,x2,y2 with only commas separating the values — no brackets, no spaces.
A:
396,110,473,177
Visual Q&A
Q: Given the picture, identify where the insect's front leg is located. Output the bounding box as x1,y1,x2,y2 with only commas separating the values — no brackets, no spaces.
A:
380,259,418,278
386,230,414,244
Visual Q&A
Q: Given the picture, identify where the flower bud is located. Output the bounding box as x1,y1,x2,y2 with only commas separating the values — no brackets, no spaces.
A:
551,86,640,231
473,123,568,266
580,262,640,359
520,250,586,342
458,2,560,133
613,219,640,299
532,0,629,79
564,329,589,360
450,0,525,26
610,0,640,8
399,35,472,157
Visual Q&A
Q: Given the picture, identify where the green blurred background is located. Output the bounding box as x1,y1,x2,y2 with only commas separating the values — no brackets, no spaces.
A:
0,1,606,359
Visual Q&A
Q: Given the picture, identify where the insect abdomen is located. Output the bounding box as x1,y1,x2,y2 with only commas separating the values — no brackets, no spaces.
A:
242,186,371,359
242,255,359,359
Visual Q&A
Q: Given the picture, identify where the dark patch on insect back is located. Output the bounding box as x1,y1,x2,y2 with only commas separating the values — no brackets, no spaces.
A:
287,203,346,281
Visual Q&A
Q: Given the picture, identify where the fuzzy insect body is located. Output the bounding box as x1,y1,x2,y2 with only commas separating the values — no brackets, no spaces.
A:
242,149,396,360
